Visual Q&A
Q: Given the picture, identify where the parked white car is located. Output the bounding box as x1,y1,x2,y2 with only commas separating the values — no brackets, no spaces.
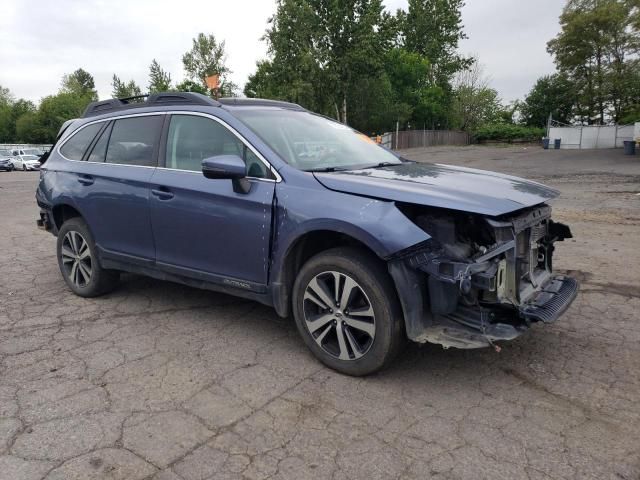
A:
12,154,41,171
12,148,44,157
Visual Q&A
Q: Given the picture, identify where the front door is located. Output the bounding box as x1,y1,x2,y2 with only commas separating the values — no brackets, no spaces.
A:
149,113,277,289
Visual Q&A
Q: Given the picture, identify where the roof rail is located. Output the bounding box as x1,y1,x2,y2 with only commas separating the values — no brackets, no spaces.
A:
82,92,221,118
218,97,305,110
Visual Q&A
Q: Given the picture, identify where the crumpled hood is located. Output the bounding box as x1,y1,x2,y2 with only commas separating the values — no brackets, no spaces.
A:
313,162,559,216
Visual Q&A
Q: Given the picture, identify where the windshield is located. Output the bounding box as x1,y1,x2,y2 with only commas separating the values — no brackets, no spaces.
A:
233,109,401,171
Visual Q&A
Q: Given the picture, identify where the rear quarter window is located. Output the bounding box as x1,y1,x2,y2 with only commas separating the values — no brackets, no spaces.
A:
59,123,104,161
106,116,163,167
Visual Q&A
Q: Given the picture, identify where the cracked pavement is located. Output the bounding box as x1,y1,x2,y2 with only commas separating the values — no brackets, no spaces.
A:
1,146,639,479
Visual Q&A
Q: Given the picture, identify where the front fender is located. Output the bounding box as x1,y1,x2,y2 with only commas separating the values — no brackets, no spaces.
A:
269,178,430,317
272,180,430,263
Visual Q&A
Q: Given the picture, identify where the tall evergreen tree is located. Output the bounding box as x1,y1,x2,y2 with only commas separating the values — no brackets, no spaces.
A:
148,59,172,93
111,75,142,99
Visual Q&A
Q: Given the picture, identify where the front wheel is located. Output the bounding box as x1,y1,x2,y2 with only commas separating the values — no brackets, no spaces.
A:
292,247,404,376
56,218,119,297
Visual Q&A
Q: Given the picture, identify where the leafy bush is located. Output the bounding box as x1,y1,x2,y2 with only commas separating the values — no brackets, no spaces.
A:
473,124,546,143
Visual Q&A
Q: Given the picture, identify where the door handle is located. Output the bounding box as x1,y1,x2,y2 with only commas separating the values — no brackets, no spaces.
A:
151,187,174,200
77,175,94,186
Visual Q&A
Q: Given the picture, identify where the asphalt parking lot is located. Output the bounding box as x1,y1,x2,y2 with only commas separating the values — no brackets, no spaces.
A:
1,145,639,480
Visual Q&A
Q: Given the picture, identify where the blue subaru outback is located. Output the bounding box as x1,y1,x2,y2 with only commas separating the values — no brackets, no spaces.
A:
36,92,578,375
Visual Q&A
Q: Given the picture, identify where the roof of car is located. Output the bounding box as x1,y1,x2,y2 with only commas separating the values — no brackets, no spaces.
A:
81,92,305,118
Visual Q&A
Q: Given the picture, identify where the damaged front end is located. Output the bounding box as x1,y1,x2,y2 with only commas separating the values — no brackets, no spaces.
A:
388,204,578,349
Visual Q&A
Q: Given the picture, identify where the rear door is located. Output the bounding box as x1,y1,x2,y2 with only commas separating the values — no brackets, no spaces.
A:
61,114,163,263
149,113,277,288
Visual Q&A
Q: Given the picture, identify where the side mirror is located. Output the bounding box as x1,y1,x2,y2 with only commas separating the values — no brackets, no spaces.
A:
201,155,251,194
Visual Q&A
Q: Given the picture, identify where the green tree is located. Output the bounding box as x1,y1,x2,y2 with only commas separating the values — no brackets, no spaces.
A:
307,0,394,125
520,74,575,127
619,57,640,123
0,85,13,106
15,112,45,143
246,0,329,113
245,0,476,133
0,105,12,142
39,93,91,141
111,74,142,98
148,59,172,92
244,61,280,99
249,0,393,130
175,79,209,95
182,33,236,97
384,48,450,129
0,86,36,142
547,0,639,123
60,68,98,100
0,85,14,141
9,99,36,141
401,0,472,85
450,61,503,131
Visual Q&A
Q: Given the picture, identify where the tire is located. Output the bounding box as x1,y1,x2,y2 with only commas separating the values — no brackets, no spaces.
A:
22,164,26,171
56,217,119,297
292,247,404,376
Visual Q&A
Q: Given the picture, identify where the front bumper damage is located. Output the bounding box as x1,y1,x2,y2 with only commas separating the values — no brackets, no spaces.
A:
388,205,579,349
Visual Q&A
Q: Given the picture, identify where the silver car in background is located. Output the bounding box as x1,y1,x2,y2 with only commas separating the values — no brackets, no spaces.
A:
12,154,41,171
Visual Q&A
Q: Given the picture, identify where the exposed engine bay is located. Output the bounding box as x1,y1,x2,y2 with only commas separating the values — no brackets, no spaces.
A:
389,203,579,349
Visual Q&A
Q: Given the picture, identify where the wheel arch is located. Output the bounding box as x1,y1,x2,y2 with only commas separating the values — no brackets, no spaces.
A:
51,203,84,232
270,228,394,318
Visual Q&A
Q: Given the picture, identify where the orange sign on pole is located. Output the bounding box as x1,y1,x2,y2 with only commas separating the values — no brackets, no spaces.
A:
205,74,219,91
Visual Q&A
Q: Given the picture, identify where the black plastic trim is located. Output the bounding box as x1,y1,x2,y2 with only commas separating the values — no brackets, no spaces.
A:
82,92,221,118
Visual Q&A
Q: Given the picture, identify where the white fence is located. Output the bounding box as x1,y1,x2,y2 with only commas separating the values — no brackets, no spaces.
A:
548,124,636,149
0,144,53,152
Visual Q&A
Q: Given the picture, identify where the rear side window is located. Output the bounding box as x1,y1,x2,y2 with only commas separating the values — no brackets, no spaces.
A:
60,123,104,160
87,122,112,163
106,116,162,167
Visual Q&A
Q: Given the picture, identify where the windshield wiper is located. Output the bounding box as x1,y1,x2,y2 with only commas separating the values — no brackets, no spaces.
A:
361,162,399,169
306,166,351,172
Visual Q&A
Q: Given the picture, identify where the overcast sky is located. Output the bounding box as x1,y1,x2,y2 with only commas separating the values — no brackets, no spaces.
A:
0,0,565,105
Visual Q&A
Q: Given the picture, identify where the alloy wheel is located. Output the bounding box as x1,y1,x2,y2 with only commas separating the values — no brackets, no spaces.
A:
303,271,376,361
61,231,92,288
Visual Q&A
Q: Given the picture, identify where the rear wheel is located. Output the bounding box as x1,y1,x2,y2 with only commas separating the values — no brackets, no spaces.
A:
292,247,404,376
56,218,119,297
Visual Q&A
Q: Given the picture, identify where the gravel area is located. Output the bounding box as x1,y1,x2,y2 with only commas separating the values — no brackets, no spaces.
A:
0,146,639,479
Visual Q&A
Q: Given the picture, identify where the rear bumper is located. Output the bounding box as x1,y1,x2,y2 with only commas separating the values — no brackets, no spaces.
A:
412,274,578,349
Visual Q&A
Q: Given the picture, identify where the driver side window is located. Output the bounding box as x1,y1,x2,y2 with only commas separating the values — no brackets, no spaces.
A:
165,115,274,179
